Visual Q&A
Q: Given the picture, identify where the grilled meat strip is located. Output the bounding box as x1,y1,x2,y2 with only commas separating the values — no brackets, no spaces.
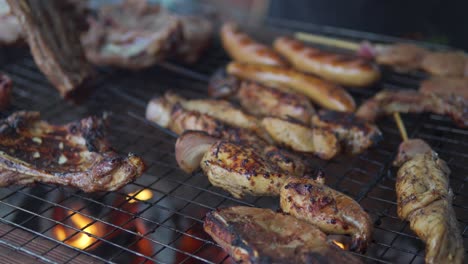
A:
356,90,468,128
420,77,468,100
0,73,12,110
204,206,363,264
81,0,182,69
261,117,340,160
311,110,382,154
175,15,213,64
394,139,464,264
280,175,373,253
7,0,94,97
0,112,145,192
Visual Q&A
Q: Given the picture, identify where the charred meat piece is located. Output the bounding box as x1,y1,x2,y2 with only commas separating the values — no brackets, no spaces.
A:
237,82,315,124
311,110,382,154
420,77,468,100
395,139,464,264
0,73,12,110
0,0,23,45
261,117,340,160
81,0,182,69
175,15,213,64
201,140,294,198
420,51,467,77
0,112,145,192
356,90,468,128
7,0,94,97
204,206,363,264
280,176,373,253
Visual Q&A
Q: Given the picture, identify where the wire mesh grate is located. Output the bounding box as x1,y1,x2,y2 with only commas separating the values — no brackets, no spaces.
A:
0,21,466,264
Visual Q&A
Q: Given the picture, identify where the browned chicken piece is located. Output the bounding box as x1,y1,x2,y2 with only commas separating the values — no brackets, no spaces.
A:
356,90,468,128
163,91,260,131
0,111,145,192
280,175,373,253
201,140,295,198
420,77,468,100
373,43,429,71
395,139,464,264
204,206,363,264
8,0,94,97
311,110,382,154
0,73,12,110
261,117,340,160
420,51,467,77
237,82,315,124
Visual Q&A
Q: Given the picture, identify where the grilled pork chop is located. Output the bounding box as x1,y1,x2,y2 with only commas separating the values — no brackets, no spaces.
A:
280,175,373,253
7,0,94,97
204,206,363,264
81,0,182,69
395,139,463,264
311,110,382,154
0,112,145,192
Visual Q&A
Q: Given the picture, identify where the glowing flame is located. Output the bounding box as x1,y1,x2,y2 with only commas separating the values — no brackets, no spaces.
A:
333,240,345,250
127,189,153,203
53,210,106,250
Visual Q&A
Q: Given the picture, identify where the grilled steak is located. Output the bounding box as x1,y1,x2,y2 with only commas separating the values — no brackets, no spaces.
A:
280,175,373,253
356,90,468,128
175,15,213,64
395,139,464,264
81,0,182,69
204,206,363,264
0,73,12,110
311,110,382,154
7,0,94,97
0,111,145,192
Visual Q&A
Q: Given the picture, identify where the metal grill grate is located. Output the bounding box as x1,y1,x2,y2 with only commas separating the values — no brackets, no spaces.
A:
0,20,466,263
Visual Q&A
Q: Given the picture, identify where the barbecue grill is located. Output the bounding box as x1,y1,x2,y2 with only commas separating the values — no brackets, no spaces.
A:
0,17,466,263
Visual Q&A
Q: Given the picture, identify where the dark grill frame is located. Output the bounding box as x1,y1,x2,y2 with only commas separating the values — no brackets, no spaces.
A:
0,18,466,263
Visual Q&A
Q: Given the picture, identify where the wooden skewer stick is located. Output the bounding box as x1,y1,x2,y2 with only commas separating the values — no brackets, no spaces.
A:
295,32,361,51
393,112,408,142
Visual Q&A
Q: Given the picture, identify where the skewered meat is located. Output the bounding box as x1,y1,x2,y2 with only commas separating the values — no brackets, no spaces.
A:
201,140,297,198
274,37,380,87
369,43,428,71
261,117,340,160
0,73,12,110
163,92,259,132
81,0,182,69
395,139,464,264
420,77,468,100
207,68,241,99
175,15,213,64
177,130,306,181
227,61,356,112
356,90,468,128
7,0,94,98
204,206,363,264
420,52,467,77
280,175,373,253
0,0,23,45
311,110,382,154
0,111,145,192
220,22,287,67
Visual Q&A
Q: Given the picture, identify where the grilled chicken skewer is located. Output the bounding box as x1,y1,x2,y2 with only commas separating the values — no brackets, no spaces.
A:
280,173,373,253
204,206,363,264
394,139,464,264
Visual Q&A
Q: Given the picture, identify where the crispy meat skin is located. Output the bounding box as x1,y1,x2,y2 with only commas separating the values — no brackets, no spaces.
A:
396,142,463,263
420,77,468,100
204,206,363,264
81,0,182,69
312,110,382,154
7,0,94,97
0,73,12,110
0,112,145,192
280,176,373,253
356,90,468,128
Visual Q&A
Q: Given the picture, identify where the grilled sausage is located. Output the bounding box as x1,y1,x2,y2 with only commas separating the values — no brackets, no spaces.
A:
274,37,380,87
220,23,287,67
227,61,356,112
